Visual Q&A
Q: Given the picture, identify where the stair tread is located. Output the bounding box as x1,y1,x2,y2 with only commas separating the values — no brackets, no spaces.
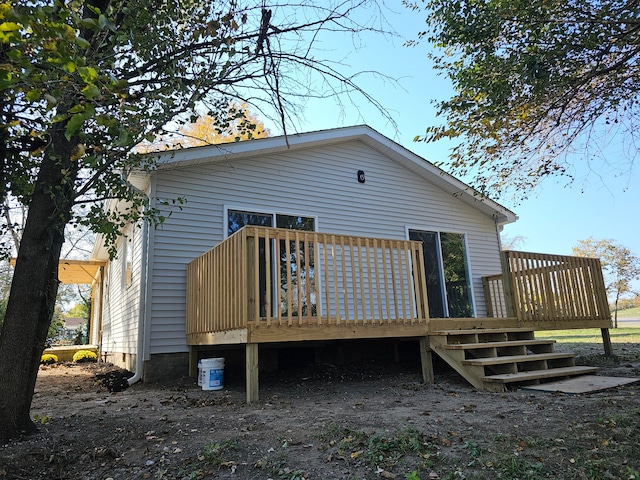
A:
482,366,598,383
442,339,555,350
431,328,534,336
462,352,575,366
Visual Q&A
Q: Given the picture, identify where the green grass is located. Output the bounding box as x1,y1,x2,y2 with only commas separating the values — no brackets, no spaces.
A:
318,418,640,480
200,439,238,467
537,327,640,362
612,306,640,318
320,425,440,475
537,327,640,343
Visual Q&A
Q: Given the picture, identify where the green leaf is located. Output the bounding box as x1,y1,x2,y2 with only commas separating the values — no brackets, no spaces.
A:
0,22,21,32
86,4,102,15
0,31,15,42
78,66,98,83
111,78,128,92
63,61,76,73
65,113,85,140
84,104,96,118
62,24,76,41
68,104,86,114
75,36,90,49
52,113,68,123
79,18,98,30
116,128,133,146
25,89,41,102
96,114,117,127
64,105,94,140
81,84,100,99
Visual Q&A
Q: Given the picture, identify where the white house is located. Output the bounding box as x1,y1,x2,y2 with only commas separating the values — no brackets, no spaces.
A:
90,125,521,383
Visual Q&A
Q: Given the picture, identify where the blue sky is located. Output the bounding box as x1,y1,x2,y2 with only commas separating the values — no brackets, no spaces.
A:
263,4,639,261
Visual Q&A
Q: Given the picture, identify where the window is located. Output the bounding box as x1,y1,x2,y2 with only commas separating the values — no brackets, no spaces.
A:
123,225,134,287
409,230,474,318
228,211,273,235
226,209,315,236
276,214,315,232
226,209,316,317
275,215,316,317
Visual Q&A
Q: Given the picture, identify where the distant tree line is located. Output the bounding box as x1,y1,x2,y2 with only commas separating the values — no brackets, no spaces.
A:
612,296,640,312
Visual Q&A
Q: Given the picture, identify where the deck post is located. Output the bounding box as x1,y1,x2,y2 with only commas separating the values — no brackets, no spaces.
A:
499,251,518,319
601,328,614,357
246,343,259,403
419,336,435,384
188,346,198,378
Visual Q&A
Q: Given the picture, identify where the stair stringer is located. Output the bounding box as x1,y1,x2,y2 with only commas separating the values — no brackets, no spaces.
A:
429,335,505,392
428,329,597,392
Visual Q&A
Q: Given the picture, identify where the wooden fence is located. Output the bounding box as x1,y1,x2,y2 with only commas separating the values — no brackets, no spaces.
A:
186,227,430,342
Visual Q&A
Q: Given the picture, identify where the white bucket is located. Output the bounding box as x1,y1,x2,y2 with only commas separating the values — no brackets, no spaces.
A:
201,358,225,391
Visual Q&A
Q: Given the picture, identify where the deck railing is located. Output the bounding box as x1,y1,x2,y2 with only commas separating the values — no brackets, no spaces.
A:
483,251,611,328
186,227,430,341
482,274,508,318
187,228,248,336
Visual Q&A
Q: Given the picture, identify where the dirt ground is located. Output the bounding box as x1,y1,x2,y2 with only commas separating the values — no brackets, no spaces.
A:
1,345,640,480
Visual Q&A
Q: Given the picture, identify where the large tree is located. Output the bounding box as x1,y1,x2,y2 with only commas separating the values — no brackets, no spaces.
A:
409,0,640,198
139,104,270,152
0,0,391,441
573,237,640,327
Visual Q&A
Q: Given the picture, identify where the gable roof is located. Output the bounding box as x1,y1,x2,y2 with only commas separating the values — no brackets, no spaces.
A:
150,125,517,225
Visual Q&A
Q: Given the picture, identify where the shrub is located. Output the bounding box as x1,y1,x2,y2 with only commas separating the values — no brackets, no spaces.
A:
40,354,59,365
72,350,97,363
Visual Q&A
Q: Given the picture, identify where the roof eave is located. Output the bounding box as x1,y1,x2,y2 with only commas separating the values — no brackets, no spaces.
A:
134,125,518,225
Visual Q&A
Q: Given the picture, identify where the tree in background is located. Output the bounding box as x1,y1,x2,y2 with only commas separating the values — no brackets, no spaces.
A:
0,0,393,441
408,0,640,198
67,302,90,345
1,176,94,345
500,234,526,251
572,238,640,327
140,103,270,151
46,308,66,347
0,260,11,324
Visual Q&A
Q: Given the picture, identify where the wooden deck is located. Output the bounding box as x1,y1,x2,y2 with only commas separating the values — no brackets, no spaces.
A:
186,228,612,401
187,227,432,345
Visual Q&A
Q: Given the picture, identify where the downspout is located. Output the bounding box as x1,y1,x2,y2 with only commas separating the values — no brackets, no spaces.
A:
494,215,504,251
95,266,105,354
123,175,151,386
127,213,149,385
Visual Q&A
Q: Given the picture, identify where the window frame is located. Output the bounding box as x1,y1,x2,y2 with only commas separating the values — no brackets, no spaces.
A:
224,205,319,317
224,205,319,239
406,226,476,318
122,224,134,289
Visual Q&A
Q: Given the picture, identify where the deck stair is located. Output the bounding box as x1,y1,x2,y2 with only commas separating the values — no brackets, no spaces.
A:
429,328,598,392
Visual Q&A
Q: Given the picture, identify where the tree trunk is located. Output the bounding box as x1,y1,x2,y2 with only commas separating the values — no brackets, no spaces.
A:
0,126,78,442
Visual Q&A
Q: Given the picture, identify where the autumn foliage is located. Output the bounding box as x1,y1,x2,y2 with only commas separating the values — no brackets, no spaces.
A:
139,103,269,152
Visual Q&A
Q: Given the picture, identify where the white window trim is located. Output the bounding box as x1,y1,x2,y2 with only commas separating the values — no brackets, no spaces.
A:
122,224,134,289
223,204,319,238
223,205,321,316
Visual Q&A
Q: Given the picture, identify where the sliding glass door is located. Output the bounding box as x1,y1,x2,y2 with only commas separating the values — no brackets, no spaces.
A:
409,230,474,318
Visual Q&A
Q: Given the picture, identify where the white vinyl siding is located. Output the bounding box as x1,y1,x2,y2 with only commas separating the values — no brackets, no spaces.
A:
145,140,502,355
99,223,142,356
